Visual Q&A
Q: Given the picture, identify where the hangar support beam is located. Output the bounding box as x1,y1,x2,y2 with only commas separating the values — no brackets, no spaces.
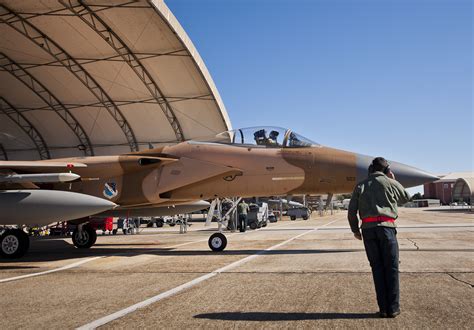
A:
0,53,92,157
12,94,214,112
60,0,185,142
0,143,8,160
13,50,190,69
0,97,50,160
0,4,139,152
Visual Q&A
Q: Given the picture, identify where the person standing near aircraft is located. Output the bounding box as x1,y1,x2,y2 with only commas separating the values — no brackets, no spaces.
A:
237,200,250,232
348,157,410,318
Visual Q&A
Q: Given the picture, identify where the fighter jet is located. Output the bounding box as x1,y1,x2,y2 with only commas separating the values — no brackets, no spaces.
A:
0,126,438,258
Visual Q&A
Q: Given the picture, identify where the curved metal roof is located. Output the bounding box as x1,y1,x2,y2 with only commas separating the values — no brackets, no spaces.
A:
0,0,231,160
453,177,474,202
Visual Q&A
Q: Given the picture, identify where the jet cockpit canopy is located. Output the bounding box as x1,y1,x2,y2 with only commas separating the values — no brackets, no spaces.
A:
199,127,318,148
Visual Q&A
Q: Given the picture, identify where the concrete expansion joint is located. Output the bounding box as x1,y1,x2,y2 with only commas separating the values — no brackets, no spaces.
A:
446,273,474,288
406,238,420,250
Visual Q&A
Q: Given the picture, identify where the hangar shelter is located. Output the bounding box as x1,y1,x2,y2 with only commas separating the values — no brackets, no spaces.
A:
0,0,231,160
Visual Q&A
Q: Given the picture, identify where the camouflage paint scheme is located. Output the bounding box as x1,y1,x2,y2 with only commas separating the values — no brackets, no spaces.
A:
1,127,438,213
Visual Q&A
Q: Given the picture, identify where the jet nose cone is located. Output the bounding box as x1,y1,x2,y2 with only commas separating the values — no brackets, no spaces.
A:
356,154,438,188
389,161,439,188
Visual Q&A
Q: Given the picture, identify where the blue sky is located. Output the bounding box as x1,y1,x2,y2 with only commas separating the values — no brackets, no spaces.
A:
166,0,472,192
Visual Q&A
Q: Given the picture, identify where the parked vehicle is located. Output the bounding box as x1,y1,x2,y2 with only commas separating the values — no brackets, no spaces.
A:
89,217,114,234
268,211,278,223
287,207,310,220
247,202,269,229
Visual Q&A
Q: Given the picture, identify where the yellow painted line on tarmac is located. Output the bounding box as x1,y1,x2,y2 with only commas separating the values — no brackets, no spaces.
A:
77,218,340,330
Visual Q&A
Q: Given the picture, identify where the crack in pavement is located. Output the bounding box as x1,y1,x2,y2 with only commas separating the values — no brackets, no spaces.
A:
407,238,420,250
447,273,474,288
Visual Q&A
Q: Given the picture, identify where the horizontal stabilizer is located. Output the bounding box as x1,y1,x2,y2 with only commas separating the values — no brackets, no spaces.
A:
98,200,210,217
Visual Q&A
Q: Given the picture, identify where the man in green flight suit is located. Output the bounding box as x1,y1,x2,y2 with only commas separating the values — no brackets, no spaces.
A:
237,200,250,232
348,157,410,318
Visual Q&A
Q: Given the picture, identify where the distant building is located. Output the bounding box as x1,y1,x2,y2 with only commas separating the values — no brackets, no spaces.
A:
424,172,474,205
411,199,441,208
452,177,474,205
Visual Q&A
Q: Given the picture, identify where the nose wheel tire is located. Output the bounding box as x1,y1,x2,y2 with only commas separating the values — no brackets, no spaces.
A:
208,233,227,252
0,229,29,259
72,225,97,249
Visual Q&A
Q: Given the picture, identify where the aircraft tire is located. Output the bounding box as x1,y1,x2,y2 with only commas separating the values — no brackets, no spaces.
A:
208,233,227,252
72,225,97,249
0,229,29,258
90,227,98,245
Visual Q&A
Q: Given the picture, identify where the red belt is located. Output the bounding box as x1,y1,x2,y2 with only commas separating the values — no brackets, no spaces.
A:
362,216,395,223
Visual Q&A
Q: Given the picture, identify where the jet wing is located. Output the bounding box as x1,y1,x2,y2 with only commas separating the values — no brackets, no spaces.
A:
157,157,242,198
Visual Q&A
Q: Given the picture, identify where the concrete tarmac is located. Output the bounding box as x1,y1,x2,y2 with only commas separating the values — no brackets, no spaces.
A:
0,207,472,329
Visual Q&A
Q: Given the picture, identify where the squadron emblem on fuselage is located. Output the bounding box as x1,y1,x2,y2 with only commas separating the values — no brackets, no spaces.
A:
103,182,118,199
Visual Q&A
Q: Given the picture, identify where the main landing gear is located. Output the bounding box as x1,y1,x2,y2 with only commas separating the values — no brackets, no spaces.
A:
0,228,30,258
72,224,97,249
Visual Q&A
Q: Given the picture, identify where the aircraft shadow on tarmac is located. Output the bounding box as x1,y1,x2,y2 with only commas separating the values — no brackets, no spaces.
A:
194,312,378,321
2,238,473,264
2,241,361,263
0,265,39,270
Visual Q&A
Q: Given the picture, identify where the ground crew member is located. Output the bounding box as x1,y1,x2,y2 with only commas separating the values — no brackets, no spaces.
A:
348,157,410,318
237,200,250,232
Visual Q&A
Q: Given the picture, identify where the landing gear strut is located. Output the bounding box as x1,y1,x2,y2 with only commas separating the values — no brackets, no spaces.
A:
72,224,97,249
0,228,29,258
205,197,242,252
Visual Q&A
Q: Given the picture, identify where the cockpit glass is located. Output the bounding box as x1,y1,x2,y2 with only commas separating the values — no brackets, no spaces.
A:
198,126,318,148
240,127,286,147
287,132,314,148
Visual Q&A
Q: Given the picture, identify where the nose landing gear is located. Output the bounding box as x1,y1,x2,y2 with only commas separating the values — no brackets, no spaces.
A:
208,233,227,252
